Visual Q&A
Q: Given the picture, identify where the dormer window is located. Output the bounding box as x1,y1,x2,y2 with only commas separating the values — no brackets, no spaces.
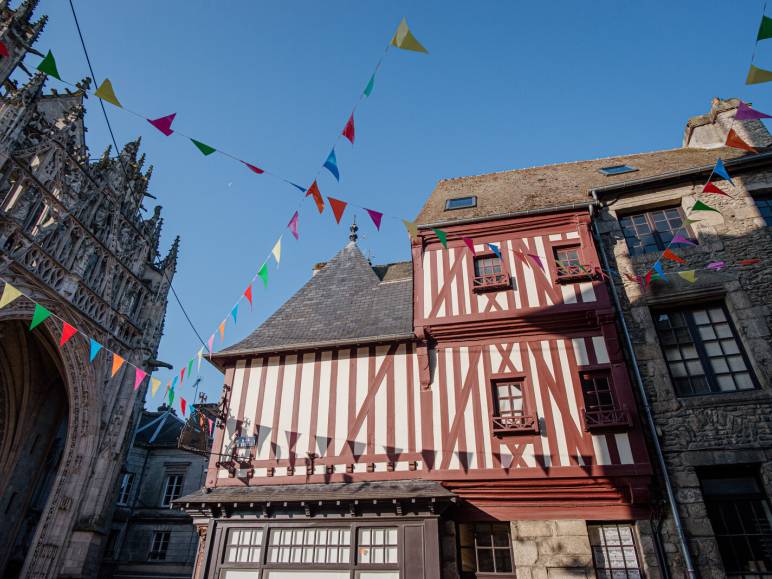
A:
445,195,477,210
599,164,637,176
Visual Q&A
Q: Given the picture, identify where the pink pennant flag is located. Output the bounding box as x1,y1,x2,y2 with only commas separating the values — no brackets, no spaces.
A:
735,101,772,120
365,208,383,230
462,237,476,254
528,253,544,270
207,333,215,355
671,234,697,246
134,367,147,390
207,418,214,435
242,161,265,175
147,113,176,136
287,211,299,240
342,113,355,144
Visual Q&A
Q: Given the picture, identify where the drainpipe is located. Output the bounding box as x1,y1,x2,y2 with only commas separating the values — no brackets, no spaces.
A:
589,199,697,579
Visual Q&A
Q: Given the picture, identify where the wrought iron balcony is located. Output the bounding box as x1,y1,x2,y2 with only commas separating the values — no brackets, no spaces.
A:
473,272,511,292
491,412,539,435
582,406,631,432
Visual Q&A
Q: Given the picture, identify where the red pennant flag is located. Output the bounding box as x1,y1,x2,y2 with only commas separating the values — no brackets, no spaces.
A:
644,270,653,288
147,113,176,136
462,237,476,254
180,397,187,416
244,284,253,308
662,248,686,264
180,367,185,385
703,181,729,196
59,322,77,347
726,128,758,153
342,113,355,144
0,41,9,58
242,161,264,175
306,181,325,214
739,258,760,266
328,197,348,224
365,208,383,230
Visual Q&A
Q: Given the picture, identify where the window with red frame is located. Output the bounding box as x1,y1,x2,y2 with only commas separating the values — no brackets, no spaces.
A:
555,246,581,273
472,254,510,291
580,371,630,431
491,378,538,434
474,254,503,277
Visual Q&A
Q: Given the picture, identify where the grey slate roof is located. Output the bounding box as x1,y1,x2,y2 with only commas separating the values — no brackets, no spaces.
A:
215,242,413,358
135,407,184,447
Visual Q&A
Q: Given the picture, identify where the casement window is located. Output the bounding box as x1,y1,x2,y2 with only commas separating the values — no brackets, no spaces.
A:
491,377,538,435
357,528,398,564
161,474,184,506
588,523,644,578
580,371,630,431
148,530,171,561
268,528,352,564
225,528,265,563
653,304,757,396
473,254,510,292
116,472,134,506
700,466,772,576
458,523,514,577
445,195,477,210
754,195,772,226
553,245,595,282
619,206,688,256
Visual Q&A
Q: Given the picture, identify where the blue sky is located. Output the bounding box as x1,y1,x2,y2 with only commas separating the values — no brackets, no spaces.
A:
31,1,772,407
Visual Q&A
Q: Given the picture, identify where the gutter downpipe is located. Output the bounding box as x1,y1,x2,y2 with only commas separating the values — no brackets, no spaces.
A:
589,192,696,579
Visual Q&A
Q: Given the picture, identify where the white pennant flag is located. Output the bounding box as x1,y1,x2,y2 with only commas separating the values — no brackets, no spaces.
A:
272,237,282,266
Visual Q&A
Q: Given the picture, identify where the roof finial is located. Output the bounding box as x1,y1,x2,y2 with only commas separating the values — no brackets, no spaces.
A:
349,218,358,243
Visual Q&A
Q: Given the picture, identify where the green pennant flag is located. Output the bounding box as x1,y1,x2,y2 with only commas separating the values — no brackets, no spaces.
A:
37,50,61,80
433,228,448,249
758,15,772,40
29,303,51,330
168,387,175,406
364,73,375,97
692,200,720,213
258,263,268,288
191,139,216,156
187,358,194,378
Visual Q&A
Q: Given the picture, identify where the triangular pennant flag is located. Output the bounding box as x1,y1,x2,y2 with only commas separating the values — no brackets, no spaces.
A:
168,387,175,406
208,418,214,436
244,284,253,308
0,283,22,308
134,367,147,390
365,208,383,230
402,219,419,240
180,366,185,386
433,228,448,248
29,303,51,330
288,211,299,240
180,397,187,416
662,248,686,264
759,15,772,40
36,50,61,80
242,161,264,174
258,263,268,288
111,353,125,377
746,64,772,85
207,334,215,355
59,322,77,347
740,258,761,266
197,348,204,372
328,197,348,224
684,217,703,225
712,159,734,185
462,237,476,254
94,79,122,108
678,270,697,283
272,237,282,265
231,303,239,324
735,101,772,121
692,200,720,213
150,377,161,397
191,139,216,156
89,339,103,362
256,424,272,452
0,40,9,58
348,440,366,460
323,149,340,181
218,320,226,341
288,181,306,193
390,17,429,53
147,113,176,136
703,181,729,196
171,376,178,389
513,250,531,268
487,243,502,259
364,73,375,97
644,270,653,288
707,260,726,271
315,435,330,456
306,181,325,214
528,253,545,271
500,452,514,469
725,128,758,152
671,234,697,246
342,113,355,144
652,261,667,281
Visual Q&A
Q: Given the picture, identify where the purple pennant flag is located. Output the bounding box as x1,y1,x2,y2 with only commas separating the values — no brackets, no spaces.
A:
707,260,726,271
365,208,383,231
528,253,544,271
735,101,772,120
287,211,299,240
671,234,697,246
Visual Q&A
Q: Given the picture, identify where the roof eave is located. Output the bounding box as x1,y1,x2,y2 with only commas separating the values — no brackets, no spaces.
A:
417,201,597,230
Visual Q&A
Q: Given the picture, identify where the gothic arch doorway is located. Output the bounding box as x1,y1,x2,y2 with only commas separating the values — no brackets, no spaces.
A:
0,319,69,578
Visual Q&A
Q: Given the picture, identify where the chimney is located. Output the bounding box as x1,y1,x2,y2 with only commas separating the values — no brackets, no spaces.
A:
312,262,326,276
683,97,772,149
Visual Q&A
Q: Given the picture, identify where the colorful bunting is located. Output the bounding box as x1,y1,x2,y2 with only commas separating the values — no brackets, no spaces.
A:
746,64,772,85
433,228,448,248
528,253,545,271
725,128,758,153
272,237,282,265
197,348,204,372
59,322,77,347
707,261,726,271
89,339,103,362
683,217,703,225
94,79,122,108
29,303,51,330
678,270,697,283
288,211,299,240
740,259,760,266
712,159,734,185
328,197,348,224
652,261,667,281
36,50,61,80
759,15,772,40
180,366,185,386
180,397,187,416
662,249,686,264
323,149,340,181
168,387,175,406
671,234,697,246
306,181,325,214
735,101,772,121
244,284,253,309
191,138,216,156
0,283,21,309
207,334,215,355
402,219,419,240
218,320,226,341
242,161,264,174
111,353,125,377
342,113,355,144
462,237,476,254
365,208,383,230
364,73,376,97
147,113,176,136
258,263,269,288
487,243,502,259
134,368,147,390
231,303,239,324
172,375,179,390
208,418,214,436
0,41,9,58
703,181,729,196
692,200,720,213
150,377,161,397
391,17,429,53
288,182,306,193
187,358,194,378
644,270,654,288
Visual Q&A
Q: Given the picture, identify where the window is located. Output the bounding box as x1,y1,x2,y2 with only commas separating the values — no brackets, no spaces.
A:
599,164,638,176
267,528,351,564
148,530,170,561
754,195,772,226
358,528,398,564
589,524,643,578
458,523,513,576
117,472,134,506
580,372,629,431
491,378,537,435
619,207,687,256
700,467,772,576
161,474,184,506
445,196,477,210
653,304,756,396
473,255,510,292
225,528,264,563
553,245,594,281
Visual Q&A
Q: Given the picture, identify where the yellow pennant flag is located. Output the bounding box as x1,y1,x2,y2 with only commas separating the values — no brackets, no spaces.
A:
150,377,161,397
95,79,122,107
272,237,282,266
391,17,429,53
746,64,772,85
402,219,419,240
0,283,22,308
678,270,697,283
111,353,125,377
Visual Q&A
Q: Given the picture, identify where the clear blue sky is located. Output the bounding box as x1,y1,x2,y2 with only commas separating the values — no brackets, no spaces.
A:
31,1,772,407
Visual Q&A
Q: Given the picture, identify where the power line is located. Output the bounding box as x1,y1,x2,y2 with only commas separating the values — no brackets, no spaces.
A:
67,0,208,353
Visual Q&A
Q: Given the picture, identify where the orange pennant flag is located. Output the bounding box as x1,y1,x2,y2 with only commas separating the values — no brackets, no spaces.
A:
111,353,125,377
662,248,686,264
219,320,226,341
725,128,757,153
328,197,348,224
59,322,78,347
306,181,325,214
244,284,253,308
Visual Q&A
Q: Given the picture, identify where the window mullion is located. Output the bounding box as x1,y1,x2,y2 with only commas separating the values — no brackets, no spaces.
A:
685,311,719,392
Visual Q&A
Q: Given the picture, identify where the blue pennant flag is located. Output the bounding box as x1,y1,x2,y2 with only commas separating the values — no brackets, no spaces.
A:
713,159,734,186
323,149,340,181
652,261,668,282
231,303,239,324
287,181,307,193
487,243,502,259
89,339,102,362
171,375,178,389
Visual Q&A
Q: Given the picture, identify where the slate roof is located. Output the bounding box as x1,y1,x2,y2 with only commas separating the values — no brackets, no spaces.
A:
215,242,413,359
415,146,754,226
135,407,185,447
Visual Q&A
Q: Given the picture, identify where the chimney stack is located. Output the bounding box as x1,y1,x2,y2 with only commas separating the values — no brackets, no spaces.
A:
683,97,772,149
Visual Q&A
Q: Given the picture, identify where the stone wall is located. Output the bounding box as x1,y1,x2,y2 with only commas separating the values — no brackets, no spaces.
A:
510,520,594,578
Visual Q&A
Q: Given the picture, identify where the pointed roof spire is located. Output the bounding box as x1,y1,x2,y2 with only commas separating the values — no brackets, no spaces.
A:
163,235,180,272
15,0,39,23
349,219,358,243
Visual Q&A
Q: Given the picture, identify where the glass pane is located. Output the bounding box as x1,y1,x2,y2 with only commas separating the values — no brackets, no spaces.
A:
698,326,716,340
721,339,740,355
717,375,736,392
709,308,727,322
715,324,733,339
711,358,729,374
692,309,710,325
704,342,722,357
477,549,494,572
735,373,754,390
494,549,513,572
727,355,747,372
